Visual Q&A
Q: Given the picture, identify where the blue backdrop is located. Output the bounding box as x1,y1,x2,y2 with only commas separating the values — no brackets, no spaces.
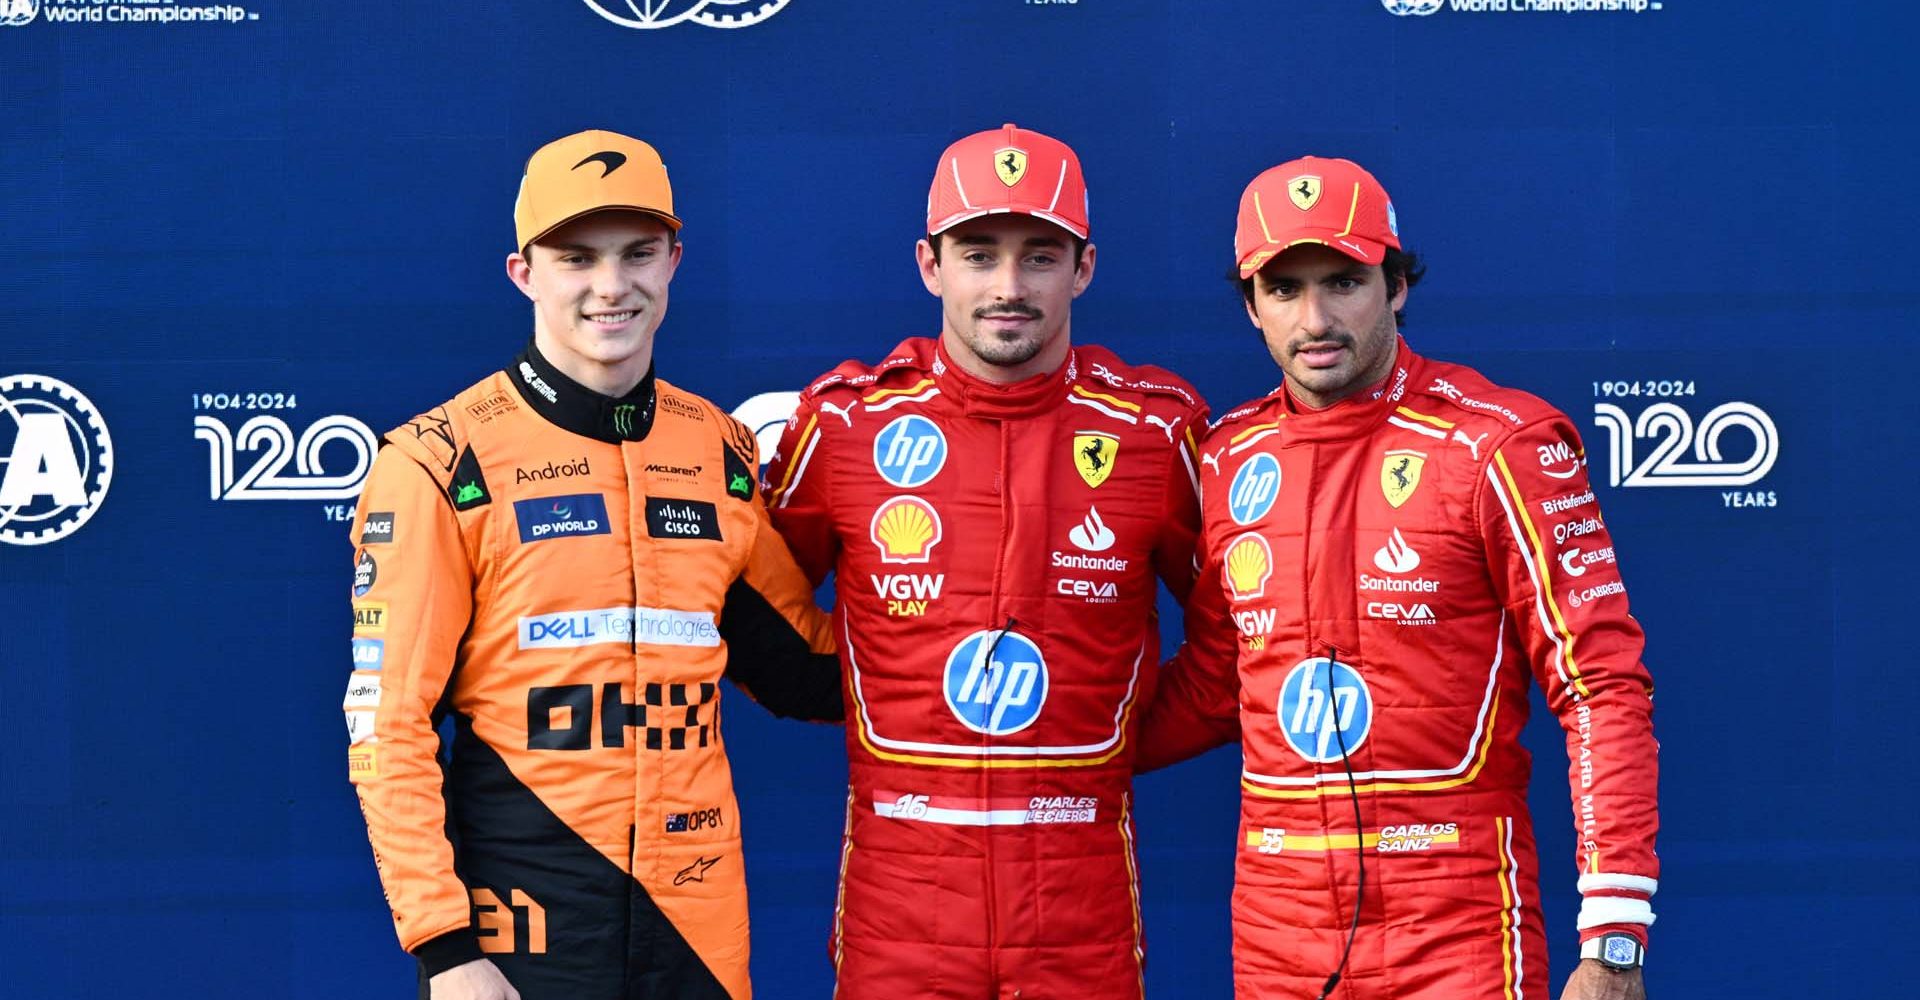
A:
3,0,1912,996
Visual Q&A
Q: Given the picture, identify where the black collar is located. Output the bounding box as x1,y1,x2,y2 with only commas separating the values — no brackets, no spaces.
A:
508,340,657,443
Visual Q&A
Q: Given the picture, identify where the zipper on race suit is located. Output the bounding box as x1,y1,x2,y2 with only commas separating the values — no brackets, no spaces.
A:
981,419,1013,991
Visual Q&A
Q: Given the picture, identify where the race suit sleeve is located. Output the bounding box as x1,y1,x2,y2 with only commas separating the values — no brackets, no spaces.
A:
345,445,482,974
718,424,842,723
1480,415,1659,948
760,394,843,589
1135,528,1243,773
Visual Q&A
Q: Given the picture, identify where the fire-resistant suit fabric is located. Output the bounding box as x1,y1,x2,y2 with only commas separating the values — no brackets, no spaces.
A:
345,343,841,1000
1141,339,1659,999
761,336,1209,1000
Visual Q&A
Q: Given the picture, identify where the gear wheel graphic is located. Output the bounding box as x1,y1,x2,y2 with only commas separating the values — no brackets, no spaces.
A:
579,0,788,29
0,374,114,546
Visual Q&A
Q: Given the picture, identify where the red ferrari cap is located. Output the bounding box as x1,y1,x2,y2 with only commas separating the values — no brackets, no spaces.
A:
926,123,1089,240
1234,156,1399,277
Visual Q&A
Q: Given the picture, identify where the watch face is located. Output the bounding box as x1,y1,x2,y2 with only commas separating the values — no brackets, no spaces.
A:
1602,935,1640,967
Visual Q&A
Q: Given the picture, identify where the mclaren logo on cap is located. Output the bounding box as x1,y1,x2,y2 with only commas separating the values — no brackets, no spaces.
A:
574,151,628,177
994,148,1028,187
1289,175,1322,211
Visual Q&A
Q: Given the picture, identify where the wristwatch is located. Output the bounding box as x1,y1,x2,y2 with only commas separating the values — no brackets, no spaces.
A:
1580,932,1646,971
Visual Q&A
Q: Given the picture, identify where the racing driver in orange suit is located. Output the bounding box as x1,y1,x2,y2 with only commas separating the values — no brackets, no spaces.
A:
760,124,1211,999
344,130,841,1000
1141,157,1659,1000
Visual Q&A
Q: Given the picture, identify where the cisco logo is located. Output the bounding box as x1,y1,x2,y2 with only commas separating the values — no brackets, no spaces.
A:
579,0,789,30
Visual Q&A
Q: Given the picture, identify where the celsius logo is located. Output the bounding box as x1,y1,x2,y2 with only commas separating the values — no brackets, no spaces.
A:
1382,0,1442,13
578,0,790,30
0,374,113,545
1592,401,1779,488
2,0,39,27
194,412,377,500
944,629,1048,736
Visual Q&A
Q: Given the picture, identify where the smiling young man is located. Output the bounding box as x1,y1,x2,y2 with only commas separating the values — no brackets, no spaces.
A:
344,129,842,1000
1141,156,1661,1000
760,124,1212,999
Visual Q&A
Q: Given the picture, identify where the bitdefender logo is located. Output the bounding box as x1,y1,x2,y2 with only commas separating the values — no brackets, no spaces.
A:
579,0,790,30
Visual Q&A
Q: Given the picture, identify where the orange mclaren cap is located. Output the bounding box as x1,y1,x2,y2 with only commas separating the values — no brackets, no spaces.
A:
513,129,682,254
1234,156,1399,277
926,123,1089,240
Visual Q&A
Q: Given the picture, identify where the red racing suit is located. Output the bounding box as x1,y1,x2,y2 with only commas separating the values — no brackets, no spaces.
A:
762,337,1209,999
1143,339,1659,999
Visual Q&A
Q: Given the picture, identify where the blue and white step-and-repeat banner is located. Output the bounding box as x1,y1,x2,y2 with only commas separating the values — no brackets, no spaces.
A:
3,1,1914,996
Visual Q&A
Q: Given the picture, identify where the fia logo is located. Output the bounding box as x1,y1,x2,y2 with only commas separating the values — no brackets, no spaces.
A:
873,414,947,488
1276,658,1374,764
943,629,1048,736
194,413,378,500
578,0,790,30
0,374,113,545
1,0,39,27
1381,0,1442,13
1228,452,1282,525
729,390,802,469
1591,401,1779,488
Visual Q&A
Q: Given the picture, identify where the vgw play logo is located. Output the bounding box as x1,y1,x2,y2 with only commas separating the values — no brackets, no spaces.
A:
0,374,113,546
578,0,789,30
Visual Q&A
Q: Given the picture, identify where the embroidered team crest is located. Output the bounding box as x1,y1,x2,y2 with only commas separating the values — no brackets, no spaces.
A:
994,147,1028,187
1380,449,1426,508
1074,432,1120,488
1288,175,1322,211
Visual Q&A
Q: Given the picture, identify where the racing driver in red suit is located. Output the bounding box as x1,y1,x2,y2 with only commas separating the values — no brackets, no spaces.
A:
760,124,1210,999
1142,157,1659,1000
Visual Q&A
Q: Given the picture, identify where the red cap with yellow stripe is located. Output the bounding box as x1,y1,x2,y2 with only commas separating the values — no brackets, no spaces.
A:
926,123,1089,240
1234,156,1399,276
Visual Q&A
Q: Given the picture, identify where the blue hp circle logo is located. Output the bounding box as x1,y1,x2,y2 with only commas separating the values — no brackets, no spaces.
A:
1228,453,1282,525
1277,658,1373,763
873,414,948,489
943,629,1048,735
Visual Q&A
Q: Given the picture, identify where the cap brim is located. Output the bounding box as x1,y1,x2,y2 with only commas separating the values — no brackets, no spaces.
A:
1237,232,1387,276
522,205,684,253
929,206,1088,241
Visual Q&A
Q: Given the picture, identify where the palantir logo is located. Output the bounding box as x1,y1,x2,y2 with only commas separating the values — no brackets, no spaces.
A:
579,0,789,30
1382,0,1443,14
1,0,39,27
0,374,112,546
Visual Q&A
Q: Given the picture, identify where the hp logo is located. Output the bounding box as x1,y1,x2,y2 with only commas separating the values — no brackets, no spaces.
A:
943,629,1048,736
1276,658,1373,763
1228,452,1282,525
873,414,948,489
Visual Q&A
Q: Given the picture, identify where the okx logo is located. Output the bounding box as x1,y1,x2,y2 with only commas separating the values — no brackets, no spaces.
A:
0,375,113,545
579,0,790,30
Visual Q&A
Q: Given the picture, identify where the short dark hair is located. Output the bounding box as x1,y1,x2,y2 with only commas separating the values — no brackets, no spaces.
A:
927,231,1090,268
1233,247,1426,327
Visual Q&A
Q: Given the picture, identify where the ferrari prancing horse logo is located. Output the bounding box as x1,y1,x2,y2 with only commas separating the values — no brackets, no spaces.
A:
1289,175,1323,211
995,148,1028,187
1381,449,1426,508
1074,433,1120,488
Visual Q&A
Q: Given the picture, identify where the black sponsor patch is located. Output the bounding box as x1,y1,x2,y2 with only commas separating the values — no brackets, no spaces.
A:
723,437,755,501
449,445,491,511
646,497,722,541
404,406,458,472
359,511,395,545
353,549,378,596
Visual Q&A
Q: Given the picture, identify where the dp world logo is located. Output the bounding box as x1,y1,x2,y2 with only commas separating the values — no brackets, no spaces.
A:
0,374,113,546
1,0,39,27
1382,0,1442,14
580,0,790,29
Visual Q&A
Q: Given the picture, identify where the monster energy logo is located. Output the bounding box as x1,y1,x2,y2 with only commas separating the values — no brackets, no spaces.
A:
612,404,636,437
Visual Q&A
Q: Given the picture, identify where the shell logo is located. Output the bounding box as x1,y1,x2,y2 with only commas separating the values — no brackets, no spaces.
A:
871,496,943,564
1224,532,1273,600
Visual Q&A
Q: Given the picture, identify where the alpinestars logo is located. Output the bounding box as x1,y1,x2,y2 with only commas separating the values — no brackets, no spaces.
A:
0,374,113,545
579,0,790,30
